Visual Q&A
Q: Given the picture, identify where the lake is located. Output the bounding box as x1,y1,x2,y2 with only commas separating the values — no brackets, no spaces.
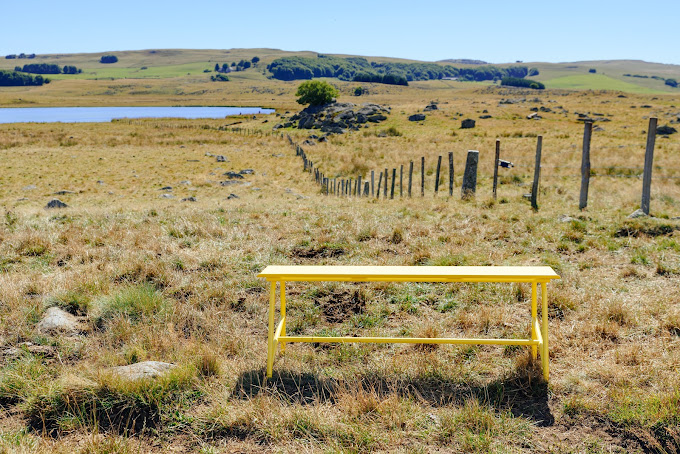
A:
0,106,275,124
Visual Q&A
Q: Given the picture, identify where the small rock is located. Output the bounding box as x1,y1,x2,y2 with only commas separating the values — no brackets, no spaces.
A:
558,214,575,223
36,307,81,335
656,125,677,135
527,112,541,120
54,190,75,195
223,171,244,179
181,197,197,202
628,209,648,219
2,342,56,358
461,119,476,129
220,180,242,186
227,193,239,199
367,114,387,123
479,115,492,119
424,103,438,111
22,185,37,191
97,180,105,185
160,194,174,199
160,186,173,191
409,113,426,122
179,180,191,185
239,169,254,175
216,155,227,162
109,361,176,381
45,199,68,209
303,139,316,146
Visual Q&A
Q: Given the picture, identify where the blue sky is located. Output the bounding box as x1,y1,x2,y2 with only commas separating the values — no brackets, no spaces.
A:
2,0,678,64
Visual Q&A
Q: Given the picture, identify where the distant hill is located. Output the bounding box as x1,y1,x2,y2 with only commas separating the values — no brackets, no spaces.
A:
0,49,678,94
437,59,488,65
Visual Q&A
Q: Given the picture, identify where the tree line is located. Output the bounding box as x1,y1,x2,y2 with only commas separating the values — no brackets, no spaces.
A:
14,64,82,74
0,70,50,86
267,55,535,86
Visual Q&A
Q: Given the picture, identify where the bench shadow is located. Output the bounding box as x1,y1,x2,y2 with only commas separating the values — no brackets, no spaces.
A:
232,358,554,427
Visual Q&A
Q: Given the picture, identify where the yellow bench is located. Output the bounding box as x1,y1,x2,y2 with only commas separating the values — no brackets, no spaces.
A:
257,265,560,380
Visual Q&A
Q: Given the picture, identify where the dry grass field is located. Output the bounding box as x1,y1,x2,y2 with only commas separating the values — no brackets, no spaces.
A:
1,71,680,453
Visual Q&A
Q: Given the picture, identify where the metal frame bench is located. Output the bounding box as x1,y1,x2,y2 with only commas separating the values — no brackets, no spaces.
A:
257,265,560,380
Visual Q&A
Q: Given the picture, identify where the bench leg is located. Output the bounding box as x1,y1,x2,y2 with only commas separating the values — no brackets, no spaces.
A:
531,282,538,360
541,282,549,381
266,281,276,378
280,281,287,354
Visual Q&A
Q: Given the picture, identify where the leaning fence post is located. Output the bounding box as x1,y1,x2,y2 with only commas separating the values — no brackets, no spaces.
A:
641,117,657,215
408,161,413,198
390,168,396,199
377,172,383,198
435,155,442,195
531,136,543,211
579,121,593,210
461,150,479,199
371,170,375,197
421,157,425,197
493,140,500,200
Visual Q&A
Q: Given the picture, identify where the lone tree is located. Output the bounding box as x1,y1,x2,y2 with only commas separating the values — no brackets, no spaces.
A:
100,55,118,64
295,80,338,106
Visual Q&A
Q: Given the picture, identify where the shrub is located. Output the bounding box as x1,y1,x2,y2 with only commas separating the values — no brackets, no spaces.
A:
94,284,168,326
589,68,596,73
210,74,229,82
500,77,545,89
295,80,338,106
100,55,118,64
665,78,678,88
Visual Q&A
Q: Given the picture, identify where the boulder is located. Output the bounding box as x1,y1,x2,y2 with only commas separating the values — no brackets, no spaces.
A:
110,361,176,381
409,113,426,122
461,119,476,129
36,307,82,335
367,114,387,123
657,125,677,135
45,199,68,209
628,209,648,219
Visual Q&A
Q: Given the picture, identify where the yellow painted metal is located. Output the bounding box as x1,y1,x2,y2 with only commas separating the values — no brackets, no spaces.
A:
259,266,560,381
279,335,539,346
258,265,560,283
531,282,538,359
534,319,543,346
266,281,276,378
280,282,287,354
541,282,549,381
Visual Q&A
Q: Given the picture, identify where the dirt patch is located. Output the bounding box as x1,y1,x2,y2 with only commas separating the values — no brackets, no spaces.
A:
315,289,366,323
290,243,346,259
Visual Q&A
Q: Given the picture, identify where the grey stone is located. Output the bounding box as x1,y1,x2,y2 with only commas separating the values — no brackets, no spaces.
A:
367,114,387,123
181,197,197,202
215,155,227,162
179,180,191,185
220,180,242,186
45,199,68,209
461,119,476,129
160,186,172,191
239,169,254,175
22,185,37,191
54,190,75,195
160,194,174,199
558,214,575,223
227,193,239,199
110,361,176,381
3,342,56,358
36,307,81,335
223,171,244,179
424,103,438,111
409,113,426,122
628,209,648,219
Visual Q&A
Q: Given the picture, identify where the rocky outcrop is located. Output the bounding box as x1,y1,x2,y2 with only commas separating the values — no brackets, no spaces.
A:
409,113,426,122
274,102,390,134
45,199,68,209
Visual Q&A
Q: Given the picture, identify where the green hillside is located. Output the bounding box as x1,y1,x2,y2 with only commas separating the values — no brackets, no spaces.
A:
1,49,679,94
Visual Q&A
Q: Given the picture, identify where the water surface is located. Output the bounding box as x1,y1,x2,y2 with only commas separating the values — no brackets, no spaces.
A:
0,106,274,124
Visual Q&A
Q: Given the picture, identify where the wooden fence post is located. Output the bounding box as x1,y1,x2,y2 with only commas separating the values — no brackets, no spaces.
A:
579,121,593,210
384,168,388,198
364,182,369,196
435,155,442,194
377,172,383,198
531,136,543,211
448,152,454,196
357,176,362,198
641,117,658,215
390,168,396,199
371,170,375,197
400,165,403,197
461,150,479,199
408,161,413,198
421,157,425,197
493,140,500,200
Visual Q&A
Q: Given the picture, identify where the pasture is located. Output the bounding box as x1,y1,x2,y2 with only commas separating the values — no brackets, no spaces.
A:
1,59,680,453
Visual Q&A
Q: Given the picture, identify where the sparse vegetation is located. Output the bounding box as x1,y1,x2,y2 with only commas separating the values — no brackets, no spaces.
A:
0,49,679,453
